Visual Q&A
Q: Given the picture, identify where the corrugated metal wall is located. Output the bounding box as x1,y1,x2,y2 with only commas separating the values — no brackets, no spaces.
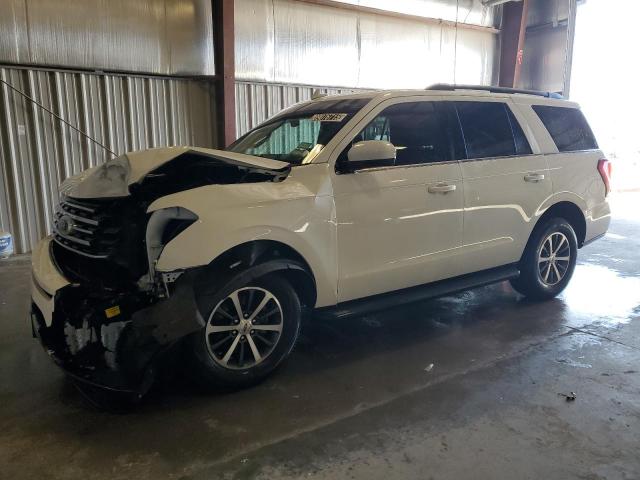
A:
234,0,500,136
235,81,365,137
235,0,498,89
0,66,217,253
0,0,215,76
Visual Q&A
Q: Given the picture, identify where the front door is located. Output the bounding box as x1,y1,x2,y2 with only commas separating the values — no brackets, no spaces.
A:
331,99,466,302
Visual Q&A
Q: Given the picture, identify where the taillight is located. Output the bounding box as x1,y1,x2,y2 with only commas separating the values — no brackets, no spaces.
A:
597,159,612,197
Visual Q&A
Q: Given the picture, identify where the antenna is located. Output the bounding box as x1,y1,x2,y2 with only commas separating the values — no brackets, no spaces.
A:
0,77,117,157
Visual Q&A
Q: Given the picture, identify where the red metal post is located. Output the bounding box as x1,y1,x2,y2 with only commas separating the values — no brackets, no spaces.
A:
499,0,529,88
213,0,236,147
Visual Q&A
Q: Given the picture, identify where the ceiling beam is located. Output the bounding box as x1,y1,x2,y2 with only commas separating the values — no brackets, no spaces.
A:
499,0,529,88
213,0,236,147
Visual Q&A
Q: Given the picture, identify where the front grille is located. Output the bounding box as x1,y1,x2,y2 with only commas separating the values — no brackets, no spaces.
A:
53,198,120,258
52,197,148,286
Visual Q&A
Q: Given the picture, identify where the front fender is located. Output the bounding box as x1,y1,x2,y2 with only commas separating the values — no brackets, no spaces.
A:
146,183,337,308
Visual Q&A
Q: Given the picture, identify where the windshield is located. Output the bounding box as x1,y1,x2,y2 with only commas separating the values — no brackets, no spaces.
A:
228,98,369,165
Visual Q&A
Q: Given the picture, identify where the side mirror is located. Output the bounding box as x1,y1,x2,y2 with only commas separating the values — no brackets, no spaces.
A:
346,140,396,170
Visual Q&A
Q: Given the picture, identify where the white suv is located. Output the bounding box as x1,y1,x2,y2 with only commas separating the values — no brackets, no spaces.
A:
30,85,611,397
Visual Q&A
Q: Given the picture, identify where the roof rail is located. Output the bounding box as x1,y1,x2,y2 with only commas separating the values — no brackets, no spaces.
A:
427,83,564,99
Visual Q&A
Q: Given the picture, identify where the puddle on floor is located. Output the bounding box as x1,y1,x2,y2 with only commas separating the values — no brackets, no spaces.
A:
605,232,626,240
561,264,640,327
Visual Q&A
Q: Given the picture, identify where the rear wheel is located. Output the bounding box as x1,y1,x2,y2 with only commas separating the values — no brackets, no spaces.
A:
510,218,577,300
189,273,301,390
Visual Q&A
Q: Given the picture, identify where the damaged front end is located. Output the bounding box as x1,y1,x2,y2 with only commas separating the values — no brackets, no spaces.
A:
31,242,203,396
31,148,290,395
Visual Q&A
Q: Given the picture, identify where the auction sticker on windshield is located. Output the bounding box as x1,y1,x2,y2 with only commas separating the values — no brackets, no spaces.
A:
310,113,348,122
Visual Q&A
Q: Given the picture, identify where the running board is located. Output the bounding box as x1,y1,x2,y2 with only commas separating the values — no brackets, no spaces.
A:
315,264,520,320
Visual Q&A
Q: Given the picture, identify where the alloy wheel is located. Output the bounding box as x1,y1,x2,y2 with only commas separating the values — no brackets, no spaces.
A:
205,287,284,370
537,232,571,286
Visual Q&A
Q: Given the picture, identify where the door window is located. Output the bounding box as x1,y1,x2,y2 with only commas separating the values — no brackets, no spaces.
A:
455,102,531,159
341,101,457,168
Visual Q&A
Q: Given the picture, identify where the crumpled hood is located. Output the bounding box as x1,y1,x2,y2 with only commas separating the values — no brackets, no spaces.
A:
60,146,290,199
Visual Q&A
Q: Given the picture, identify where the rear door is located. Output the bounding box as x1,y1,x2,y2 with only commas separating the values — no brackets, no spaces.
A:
451,98,553,273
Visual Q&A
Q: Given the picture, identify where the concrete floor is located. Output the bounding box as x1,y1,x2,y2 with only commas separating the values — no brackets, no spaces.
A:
1,193,639,480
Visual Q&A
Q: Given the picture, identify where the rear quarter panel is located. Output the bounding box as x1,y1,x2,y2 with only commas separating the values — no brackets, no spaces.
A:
545,151,611,243
512,98,611,244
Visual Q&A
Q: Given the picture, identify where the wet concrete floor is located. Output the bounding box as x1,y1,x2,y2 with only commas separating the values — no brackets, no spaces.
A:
1,193,639,479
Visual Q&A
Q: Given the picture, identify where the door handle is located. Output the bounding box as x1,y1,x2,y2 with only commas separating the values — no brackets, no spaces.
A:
428,183,457,194
524,173,545,183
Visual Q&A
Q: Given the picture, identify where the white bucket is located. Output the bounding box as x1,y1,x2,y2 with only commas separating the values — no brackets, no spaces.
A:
0,231,13,258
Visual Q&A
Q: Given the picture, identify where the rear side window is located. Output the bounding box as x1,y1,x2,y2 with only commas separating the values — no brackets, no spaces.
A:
532,105,598,152
455,102,531,159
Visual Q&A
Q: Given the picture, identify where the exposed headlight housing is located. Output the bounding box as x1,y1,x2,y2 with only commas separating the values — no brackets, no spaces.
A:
146,207,198,276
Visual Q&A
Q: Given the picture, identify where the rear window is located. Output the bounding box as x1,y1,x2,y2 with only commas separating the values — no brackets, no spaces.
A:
455,102,531,159
532,105,598,152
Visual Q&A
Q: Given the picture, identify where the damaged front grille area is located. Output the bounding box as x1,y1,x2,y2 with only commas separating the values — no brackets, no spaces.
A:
54,198,124,258
50,154,290,287
52,197,148,286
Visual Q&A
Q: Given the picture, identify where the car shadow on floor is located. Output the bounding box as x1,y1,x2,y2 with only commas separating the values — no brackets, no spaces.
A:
115,282,569,414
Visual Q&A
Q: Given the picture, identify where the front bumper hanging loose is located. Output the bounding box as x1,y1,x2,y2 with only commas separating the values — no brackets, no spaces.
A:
30,237,204,395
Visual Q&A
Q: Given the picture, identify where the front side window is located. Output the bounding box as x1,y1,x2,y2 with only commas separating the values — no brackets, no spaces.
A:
455,101,530,159
532,105,598,152
348,101,454,166
228,99,369,165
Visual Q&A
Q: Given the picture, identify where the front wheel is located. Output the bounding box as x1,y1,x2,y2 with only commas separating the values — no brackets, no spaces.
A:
510,218,578,300
189,273,301,391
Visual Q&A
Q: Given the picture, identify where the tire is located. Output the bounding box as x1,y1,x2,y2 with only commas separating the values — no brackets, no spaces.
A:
189,273,301,391
510,217,578,300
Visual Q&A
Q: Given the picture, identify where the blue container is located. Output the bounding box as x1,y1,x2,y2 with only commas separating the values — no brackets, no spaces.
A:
0,231,13,258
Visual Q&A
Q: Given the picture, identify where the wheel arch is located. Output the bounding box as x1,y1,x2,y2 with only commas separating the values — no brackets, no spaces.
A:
193,240,318,310
539,201,587,247
522,201,587,264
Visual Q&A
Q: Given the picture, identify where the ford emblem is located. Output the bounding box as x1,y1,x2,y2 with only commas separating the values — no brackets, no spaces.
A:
57,215,75,236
